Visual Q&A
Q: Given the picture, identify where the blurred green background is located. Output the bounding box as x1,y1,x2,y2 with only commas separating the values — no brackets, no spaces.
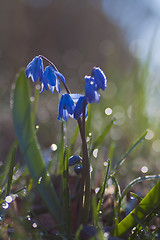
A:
0,0,160,184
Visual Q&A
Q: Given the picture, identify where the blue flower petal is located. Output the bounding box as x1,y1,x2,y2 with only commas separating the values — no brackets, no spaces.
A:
57,94,75,121
64,94,74,115
56,71,66,84
56,79,61,93
92,67,107,91
85,76,97,103
74,96,86,119
43,66,57,86
63,109,69,121
57,95,65,120
26,56,43,82
48,85,55,93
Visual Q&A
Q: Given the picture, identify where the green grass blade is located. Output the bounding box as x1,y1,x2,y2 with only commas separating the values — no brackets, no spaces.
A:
111,130,148,175
115,180,160,237
6,145,17,196
89,118,115,158
0,141,18,186
62,147,72,239
12,70,62,226
97,160,110,215
121,175,160,202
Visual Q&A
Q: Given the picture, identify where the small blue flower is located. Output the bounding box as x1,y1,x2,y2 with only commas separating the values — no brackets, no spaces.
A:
68,155,82,166
85,76,100,104
40,66,61,94
57,94,75,121
26,56,43,82
92,67,107,91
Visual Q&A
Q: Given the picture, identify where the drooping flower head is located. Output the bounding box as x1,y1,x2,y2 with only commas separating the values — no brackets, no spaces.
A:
26,56,43,82
26,56,65,94
84,76,100,104
57,94,75,121
84,67,107,104
92,67,107,91
57,93,87,121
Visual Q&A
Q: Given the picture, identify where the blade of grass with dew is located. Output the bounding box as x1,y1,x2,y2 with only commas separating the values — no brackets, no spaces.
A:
0,141,18,187
97,160,110,215
120,175,160,202
114,179,160,237
6,145,17,196
85,103,92,137
62,147,72,239
12,70,63,226
58,121,65,174
89,118,115,158
130,192,143,202
111,130,148,175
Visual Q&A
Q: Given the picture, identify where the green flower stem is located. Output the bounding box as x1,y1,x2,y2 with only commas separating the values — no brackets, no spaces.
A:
79,99,90,225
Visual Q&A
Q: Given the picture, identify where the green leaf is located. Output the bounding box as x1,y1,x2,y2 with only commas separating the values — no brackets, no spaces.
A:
114,180,160,237
12,70,63,226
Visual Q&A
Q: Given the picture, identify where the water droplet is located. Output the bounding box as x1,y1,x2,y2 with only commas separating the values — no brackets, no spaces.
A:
2,202,9,209
95,188,100,194
141,166,148,173
93,149,98,158
36,84,40,90
5,195,13,204
152,139,160,152
36,125,39,129
32,222,38,228
104,232,109,239
103,161,108,167
145,129,154,140
86,136,90,142
50,144,57,151
105,107,112,116
27,215,31,221
38,176,42,184
30,97,35,102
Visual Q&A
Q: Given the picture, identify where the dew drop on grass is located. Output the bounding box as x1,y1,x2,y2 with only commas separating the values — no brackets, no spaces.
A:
32,222,38,228
5,195,13,204
50,144,57,151
105,107,112,116
2,202,9,209
93,149,98,158
141,166,148,173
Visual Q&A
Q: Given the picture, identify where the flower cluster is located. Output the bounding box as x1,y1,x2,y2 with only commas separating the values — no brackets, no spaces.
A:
26,56,65,94
26,56,107,121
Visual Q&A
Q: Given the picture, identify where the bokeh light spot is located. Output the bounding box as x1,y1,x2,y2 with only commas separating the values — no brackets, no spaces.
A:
50,144,57,151
105,107,112,116
141,166,148,173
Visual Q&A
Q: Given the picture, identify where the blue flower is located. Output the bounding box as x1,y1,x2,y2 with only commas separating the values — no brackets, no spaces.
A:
57,94,75,121
84,76,100,104
40,66,61,93
68,155,82,166
57,93,88,121
92,67,107,91
26,56,43,82
26,56,66,94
